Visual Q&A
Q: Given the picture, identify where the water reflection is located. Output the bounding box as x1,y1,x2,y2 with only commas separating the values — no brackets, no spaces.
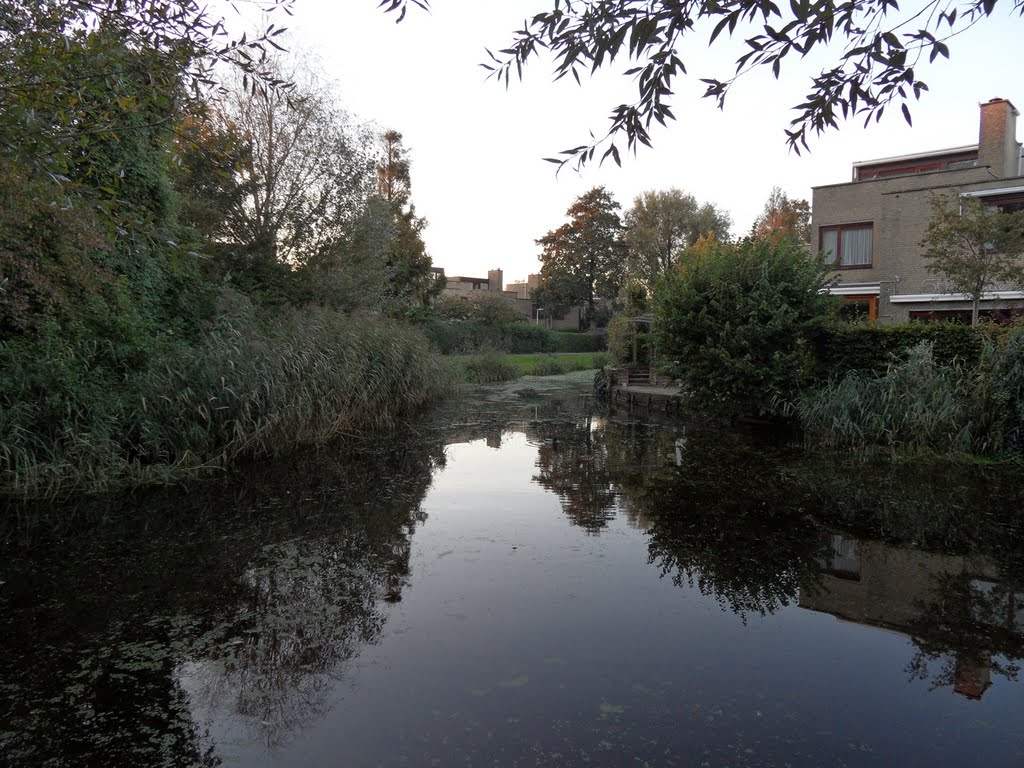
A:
529,411,1024,700
1,441,441,766
532,415,619,534
4,384,1024,766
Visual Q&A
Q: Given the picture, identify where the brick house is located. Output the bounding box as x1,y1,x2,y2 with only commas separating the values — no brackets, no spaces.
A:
811,98,1024,323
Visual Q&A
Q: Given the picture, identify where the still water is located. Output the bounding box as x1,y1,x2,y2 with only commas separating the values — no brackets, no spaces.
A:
3,375,1024,767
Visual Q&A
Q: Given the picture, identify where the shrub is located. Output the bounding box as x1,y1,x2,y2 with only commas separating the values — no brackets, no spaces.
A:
417,319,605,354
606,313,634,365
529,355,568,376
547,331,605,353
813,322,984,380
654,236,834,417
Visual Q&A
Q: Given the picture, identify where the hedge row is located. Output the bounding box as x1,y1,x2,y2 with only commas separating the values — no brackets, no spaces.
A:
418,320,606,354
812,323,993,380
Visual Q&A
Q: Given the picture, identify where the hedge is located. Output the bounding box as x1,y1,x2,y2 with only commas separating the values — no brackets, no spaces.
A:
812,323,987,381
417,320,606,354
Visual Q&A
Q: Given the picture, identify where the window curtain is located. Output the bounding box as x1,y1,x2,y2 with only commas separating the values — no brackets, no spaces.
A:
821,229,839,264
840,227,872,266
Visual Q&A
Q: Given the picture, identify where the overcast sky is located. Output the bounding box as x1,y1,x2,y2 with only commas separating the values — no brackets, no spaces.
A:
266,1,1022,284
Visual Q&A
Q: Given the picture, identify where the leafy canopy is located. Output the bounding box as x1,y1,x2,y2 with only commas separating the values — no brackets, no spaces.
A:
624,188,732,293
0,0,293,179
752,186,811,242
536,186,627,325
438,0,1024,169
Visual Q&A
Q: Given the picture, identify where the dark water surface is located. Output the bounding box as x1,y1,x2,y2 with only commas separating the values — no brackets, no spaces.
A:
4,376,1024,767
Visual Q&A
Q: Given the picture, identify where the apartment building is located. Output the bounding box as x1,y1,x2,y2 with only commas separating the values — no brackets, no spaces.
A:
811,98,1024,323
431,267,582,329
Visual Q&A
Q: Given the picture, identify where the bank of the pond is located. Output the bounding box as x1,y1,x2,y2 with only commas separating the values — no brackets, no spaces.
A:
0,309,456,498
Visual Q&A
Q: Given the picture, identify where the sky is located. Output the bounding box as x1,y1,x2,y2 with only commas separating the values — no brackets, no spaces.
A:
247,1,1023,283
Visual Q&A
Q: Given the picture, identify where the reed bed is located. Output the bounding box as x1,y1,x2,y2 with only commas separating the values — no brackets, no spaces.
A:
0,306,456,496
798,337,1024,457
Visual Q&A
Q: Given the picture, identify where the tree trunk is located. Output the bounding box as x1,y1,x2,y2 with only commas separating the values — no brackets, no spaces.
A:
972,294,980,327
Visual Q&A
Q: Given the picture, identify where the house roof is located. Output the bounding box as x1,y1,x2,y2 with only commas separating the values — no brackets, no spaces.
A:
851,144,978,169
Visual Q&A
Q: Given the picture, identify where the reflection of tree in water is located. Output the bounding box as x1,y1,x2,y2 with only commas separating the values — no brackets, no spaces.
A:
530,417,830,616
638,429,829,619
192,509,420,749
532,416,619,534
0,437,441,766
530,416,678,534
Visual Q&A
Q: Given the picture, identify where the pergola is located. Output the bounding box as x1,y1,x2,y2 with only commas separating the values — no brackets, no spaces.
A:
626,314,653,366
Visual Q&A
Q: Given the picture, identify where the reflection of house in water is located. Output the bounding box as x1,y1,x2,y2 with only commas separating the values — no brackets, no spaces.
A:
800,535,1023,700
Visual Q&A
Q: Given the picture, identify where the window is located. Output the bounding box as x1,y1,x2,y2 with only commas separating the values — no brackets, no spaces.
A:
857,162,942,180
838,295,878,322
983,193,1024,214
820,223,873,269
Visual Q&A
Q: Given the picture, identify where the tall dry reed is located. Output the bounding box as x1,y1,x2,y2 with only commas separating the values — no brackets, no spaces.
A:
0,303,456,496
798,337,1024,457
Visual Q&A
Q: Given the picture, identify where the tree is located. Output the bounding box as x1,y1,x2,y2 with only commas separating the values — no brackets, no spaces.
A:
0,0,292,179
1,32,205,341
624,188,731,293
377,129,412,205
448,0,1022,168
210,56,376,270
654,236,834,417
370,130,440,311
536,187,627,326
433,293,524,327
752,187,811,243
921,194,1024,326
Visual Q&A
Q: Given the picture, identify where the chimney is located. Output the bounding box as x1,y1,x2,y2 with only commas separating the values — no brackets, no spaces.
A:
487,268,503,292
978,98,1021,178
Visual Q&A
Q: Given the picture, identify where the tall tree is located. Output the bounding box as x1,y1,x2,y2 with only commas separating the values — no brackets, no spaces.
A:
623,189,731,292
1,31,203,340
0,0,291,179
371,130,439,310
377,130,412,205
536,187,627,325
752,187,811,243
921,194,1024,326
209,55,376,271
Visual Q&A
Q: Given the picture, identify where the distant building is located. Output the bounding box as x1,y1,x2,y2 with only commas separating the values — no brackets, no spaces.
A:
431,267,581,329
811,97,1024,323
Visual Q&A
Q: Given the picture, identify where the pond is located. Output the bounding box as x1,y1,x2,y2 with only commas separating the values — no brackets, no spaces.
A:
3,372,1024,767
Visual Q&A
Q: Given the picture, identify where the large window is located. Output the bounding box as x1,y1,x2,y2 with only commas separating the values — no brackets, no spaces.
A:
820,223,873,269
983,193,1024,214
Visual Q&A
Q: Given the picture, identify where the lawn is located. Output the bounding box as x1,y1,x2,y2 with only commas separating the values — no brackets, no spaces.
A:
503,352,609,376
449,352,609,384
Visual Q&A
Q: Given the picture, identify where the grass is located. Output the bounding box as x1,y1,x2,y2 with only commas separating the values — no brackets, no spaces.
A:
504,352,609,376
449,351,609,383
797,339,1024,458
